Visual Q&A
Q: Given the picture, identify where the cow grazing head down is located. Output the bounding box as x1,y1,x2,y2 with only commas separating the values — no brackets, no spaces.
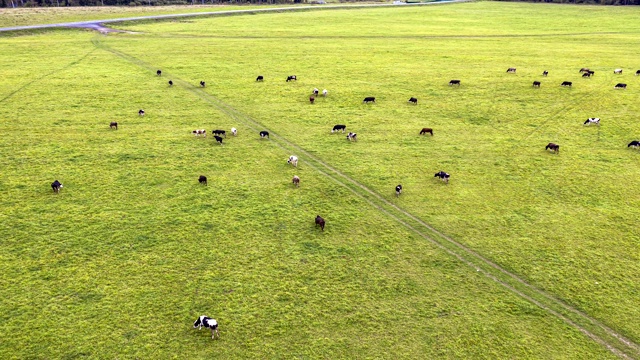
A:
199,175,207,186
315,215,325,231
292,175,300,187
138,109,145,116
545,143,560,153
434,171,450,183
260,131,269,139
109,122,118,130
346,132,357,141
51,180,63,194
286,75,297,82
156,70,162,76
395,184,403,197
193,315,219,339
288,155,298,167
256,75,264,81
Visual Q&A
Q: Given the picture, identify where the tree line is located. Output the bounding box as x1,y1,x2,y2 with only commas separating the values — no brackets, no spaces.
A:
0,0,310,7
497,0,639,5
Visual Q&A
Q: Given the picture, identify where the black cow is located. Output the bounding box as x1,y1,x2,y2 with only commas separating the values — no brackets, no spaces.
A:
156,70,162,76
212,130,226,137
110,122,118,130
332,125,346,133
420,128,433,136
628,140,640,148
434,171,450,183
542,70,548,76
545,142,560,153
199,175,207,186
533,81,541,87
449,79,461,86
256,75,264,81
363,97,376,103
200,81,205,87
214,135,223,145
615,83,627,89
315,215,325,231
636,70,640,76
286,75,297,82
561,81,572,87
582,72,592,78
408,97,418,104
507,68,516,73
260,131,269,139
193,316,219,339
395,184,403,197
168,80,173,86
138,109,145,116
51,180,63,194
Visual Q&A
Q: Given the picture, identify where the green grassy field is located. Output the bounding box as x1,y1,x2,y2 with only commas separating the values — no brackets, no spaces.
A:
1,2,639,358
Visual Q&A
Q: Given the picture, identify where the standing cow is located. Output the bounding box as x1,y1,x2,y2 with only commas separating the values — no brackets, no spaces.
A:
51,180,63,194
315,215,325,231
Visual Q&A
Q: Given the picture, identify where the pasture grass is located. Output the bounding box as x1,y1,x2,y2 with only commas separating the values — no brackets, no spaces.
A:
0,2,639,358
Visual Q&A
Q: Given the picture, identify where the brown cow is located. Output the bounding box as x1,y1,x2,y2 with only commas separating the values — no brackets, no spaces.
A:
110,122,118,130
292,175,300,187
420,128,433,136
315,215,325,231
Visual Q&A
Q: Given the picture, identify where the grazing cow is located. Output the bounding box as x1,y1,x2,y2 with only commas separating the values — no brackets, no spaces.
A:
545,142,560,153
395,184,402,197
315,215,325,231
310,96,315,104
533,81,541,87
260,131,269,139
212,130,226,137
507,68,516,73
588,70,595,75
192,129,206,137
193,316,219,340
256,75,264,81
584,118,600,126
156,70,162,76
322,89,328,97
449,79,461,86
168,80,173,86
614,69,623,74
51,180,63,194
434,171,450,184
138,109,145,116
286,75,297,82
542,70,548,76
420,128,433,136
313,88,319,96
408,97,418,104
628,140,640,148
288,155,298,167
636,70,640,76
582,72,592,78
214,135,223,145
231,127,237,136
579,68,590,73
292,175,300,187
363,97,375,103
561,81,572,87
110,122,118,130
200,81,206,87
332,125,346,133
346,132,357,141
199,175,207,186
615,83,627,89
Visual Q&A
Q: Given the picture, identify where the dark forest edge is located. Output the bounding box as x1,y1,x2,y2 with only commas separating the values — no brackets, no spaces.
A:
2,0,384,8
495,0,639,5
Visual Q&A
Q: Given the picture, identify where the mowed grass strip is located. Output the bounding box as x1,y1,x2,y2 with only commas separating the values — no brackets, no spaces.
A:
104,0,640,347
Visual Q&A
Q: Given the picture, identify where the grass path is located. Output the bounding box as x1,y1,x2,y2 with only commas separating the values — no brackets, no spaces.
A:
92,34,640,360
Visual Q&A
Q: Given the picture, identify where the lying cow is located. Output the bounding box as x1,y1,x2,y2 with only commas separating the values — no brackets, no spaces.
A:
545,142,560,153
256,75,264,81
292,175,300,187
193,316,219,339
449,79,461,86
408,97,418,104
286,75,297,82
288,155,298,167
51,180,63,194
199,175,207,186
346,132,357,141
395,184,402,197
561,81,572,87
584,118,600,126
434,171,450,184
420,128,433,136
110,122,118,130
212,130,226,137
507,68,516,73
363,97,375,103
315,215,325,231
192,129,206,137
260,131,269,139
332,125,346,133
615,83,627,89
628,140,640,148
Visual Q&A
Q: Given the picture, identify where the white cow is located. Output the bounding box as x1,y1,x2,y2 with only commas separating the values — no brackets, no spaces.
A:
322,89,328,97
231,127,237,136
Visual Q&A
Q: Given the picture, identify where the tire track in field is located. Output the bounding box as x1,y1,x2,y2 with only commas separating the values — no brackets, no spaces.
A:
0,48,97,105
92,37,640,360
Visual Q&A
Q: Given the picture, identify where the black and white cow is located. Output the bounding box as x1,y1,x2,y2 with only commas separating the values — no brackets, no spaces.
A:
614,69,623,74
313,88,319,96
214,135,223,145
615,83,627,89
51,180,63,194
332,125,346,133
627,140,640,148
212,130,226,137
200,81,206,87
199,175,207,186
157,70,162,76
545,142,560,153
260,131,269,139
507,68,516,73
256,75,264,81
286,75,297,82
408,97,418,104
542,70,548,76
561,81,572,87
363,97,375,103
192,129,206,137
193,316,219,339
138,109,145,116
395,184,403,197
346,132,357,141
434,171,450,183
636,70,640,76
584,118,600,126
449,79,461,86
288,155,298,167
110,122,118,130
533,81,541,87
